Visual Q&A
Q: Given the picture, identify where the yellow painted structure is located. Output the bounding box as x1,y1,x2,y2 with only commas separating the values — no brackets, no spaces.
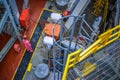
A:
93,0,109,31
27,63,32,72
82,63,96,77
62,25,120,80
62,49,82,80
93,0,104,16
103,0,108,31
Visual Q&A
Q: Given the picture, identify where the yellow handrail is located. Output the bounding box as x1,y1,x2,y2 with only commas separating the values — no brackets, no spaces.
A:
62,25,120,80
62,49,82,80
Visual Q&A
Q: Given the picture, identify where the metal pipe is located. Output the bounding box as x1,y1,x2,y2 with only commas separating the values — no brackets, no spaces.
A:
114,0,120,26
52,43,56,80
8,0,20,26
0,11,8,33
68,16,78,50
59,22,64,62
23,0,29,8
74,38,79,51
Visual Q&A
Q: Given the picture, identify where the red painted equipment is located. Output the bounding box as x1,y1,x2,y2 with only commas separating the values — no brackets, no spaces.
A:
62,10,70,16
14,44,21,53
44,23,60,40
20,8,30,27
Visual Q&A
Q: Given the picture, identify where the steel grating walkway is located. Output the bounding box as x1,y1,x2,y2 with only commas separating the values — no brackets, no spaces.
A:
67,39,120,80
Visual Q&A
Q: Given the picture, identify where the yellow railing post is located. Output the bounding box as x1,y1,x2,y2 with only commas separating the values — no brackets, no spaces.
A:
62,49,82,80
62,55,70,80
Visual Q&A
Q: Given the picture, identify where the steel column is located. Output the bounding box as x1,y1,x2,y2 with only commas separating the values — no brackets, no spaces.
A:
3,0,21,41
